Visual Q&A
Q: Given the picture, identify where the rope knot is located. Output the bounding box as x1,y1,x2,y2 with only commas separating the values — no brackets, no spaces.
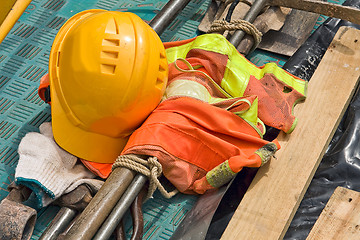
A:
208,19,262,50
113,154,178,200
148,156,162,178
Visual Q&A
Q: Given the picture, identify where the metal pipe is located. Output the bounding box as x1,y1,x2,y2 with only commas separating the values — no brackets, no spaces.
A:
129,186,146,240
93,174,147,240
56,213,81,240
229,0,268,48
64,168,136,240
39,207,77,240
0,198,37,240
150,0,192,35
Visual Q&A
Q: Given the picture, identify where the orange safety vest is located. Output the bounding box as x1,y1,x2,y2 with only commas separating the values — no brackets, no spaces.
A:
122,96,280,194
163,34,307,134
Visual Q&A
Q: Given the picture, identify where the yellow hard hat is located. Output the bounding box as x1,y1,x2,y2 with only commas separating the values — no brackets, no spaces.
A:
49,10,168,163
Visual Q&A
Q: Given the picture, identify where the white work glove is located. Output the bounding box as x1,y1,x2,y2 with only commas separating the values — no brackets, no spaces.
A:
15,122,103,208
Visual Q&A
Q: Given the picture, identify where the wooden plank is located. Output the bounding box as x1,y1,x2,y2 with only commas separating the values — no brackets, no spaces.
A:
307,187,360,240
221,26,360,240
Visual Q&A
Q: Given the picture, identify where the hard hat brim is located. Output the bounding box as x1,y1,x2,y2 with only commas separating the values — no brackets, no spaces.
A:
51,89,129,163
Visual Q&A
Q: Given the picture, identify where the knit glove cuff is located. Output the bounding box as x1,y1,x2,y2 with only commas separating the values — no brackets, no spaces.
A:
15,122,103,208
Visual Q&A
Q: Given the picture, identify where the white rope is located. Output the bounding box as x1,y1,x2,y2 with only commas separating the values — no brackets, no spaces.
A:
209,19,262,48
113,154,178,199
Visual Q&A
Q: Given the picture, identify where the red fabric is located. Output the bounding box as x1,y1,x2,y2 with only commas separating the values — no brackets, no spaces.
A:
122,97,273,194
244,73,305,133
38,74,50,104
80,159,112,179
